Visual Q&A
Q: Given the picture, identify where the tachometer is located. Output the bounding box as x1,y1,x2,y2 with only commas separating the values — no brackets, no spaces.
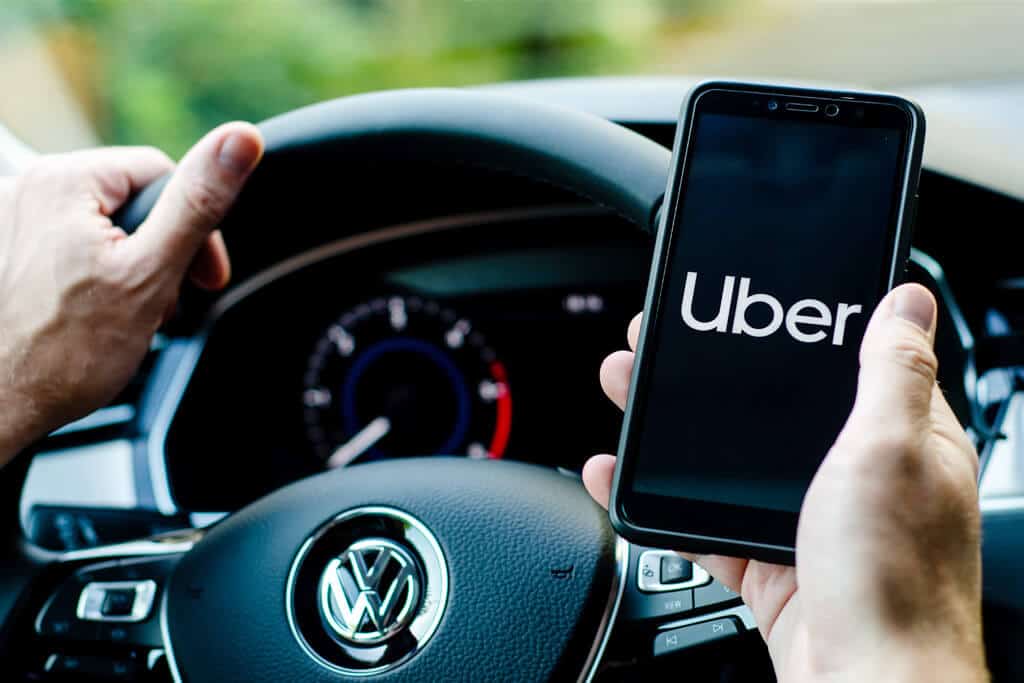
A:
303,296,511,467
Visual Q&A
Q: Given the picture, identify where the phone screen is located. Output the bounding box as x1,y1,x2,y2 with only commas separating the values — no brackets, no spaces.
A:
617,87,916,550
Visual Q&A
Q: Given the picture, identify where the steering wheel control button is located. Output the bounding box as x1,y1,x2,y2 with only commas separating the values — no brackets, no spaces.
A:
77,580,157,622
660,555,692,584
637,549,710,592
35,579,98,641
45,652,139,678
100,588,136,617
627,588,695,621
653,618,740,656
286,506,449,676
694,580,742,609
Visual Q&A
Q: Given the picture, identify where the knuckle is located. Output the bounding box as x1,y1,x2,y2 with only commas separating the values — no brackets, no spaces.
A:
871,335,938,382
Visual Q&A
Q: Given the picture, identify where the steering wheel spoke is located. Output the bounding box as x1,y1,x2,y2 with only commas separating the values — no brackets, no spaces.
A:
594,542,757,673
1,530,198,679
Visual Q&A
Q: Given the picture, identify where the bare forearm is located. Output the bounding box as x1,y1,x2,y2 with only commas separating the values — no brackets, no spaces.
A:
829,651,988,683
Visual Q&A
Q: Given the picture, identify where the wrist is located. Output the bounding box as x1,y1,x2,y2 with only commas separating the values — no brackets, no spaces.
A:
0,384,38,468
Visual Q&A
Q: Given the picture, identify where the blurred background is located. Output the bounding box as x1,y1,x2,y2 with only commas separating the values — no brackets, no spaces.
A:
1,0,1023,156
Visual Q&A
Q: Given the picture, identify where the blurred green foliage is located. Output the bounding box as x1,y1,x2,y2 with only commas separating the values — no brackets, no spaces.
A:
4,0,732,156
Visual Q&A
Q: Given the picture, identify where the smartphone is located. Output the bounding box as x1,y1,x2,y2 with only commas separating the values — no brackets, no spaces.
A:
610,82,925,564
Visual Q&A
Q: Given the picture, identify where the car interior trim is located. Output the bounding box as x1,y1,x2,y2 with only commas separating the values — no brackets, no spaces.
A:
145,339,204,515
159,572,184,683
981,392,1024,504
49,405,137,438
59,531,200,564
20,440,138,531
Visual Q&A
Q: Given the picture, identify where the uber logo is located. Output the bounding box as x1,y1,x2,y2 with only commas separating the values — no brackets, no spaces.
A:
680,272,863,346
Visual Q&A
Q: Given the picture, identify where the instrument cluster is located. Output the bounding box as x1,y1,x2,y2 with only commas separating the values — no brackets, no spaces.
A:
162,211,653,510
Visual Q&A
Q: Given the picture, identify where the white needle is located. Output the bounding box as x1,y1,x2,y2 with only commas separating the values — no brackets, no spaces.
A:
327,416,391,469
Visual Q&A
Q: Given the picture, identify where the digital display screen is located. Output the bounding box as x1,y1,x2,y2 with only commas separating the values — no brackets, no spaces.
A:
627,99,908,517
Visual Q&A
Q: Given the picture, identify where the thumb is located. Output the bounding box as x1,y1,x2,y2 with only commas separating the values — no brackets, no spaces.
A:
848,283,939,435
129,122,263,279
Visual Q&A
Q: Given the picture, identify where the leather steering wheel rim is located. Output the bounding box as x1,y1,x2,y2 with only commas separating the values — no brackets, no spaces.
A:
116,88,671,236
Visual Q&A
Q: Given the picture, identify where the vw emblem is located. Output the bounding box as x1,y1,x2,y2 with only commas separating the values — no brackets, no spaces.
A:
286,506,449,675
318,538,421,645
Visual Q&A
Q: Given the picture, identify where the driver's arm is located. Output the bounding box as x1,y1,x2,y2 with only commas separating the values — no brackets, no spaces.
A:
0,123,263,467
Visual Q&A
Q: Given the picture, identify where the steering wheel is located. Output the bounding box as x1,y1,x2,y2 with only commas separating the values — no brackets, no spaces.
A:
0,90,676,682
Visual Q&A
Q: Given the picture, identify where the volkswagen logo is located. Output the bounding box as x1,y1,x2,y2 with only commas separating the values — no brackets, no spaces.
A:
318,538,421,645
286,506,449,675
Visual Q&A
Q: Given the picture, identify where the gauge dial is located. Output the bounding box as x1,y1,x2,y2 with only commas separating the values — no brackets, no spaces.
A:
304,296,511,467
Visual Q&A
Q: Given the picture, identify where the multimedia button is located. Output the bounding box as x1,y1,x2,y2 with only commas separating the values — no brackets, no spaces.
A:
637,550,709,592
660,555,692,584
77,580,157,623
653,617,739,656
101,588,136,617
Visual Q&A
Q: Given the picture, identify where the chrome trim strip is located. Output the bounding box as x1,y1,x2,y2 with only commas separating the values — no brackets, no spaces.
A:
76,580,157,623
59,533,200,563
161,581,184,683
580,536,629,683
145,204,604,515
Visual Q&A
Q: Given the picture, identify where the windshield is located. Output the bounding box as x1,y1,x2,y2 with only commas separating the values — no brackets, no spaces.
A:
2,1,1022,155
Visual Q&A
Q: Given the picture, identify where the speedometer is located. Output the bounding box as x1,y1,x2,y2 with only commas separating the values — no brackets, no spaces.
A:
303,296,512,467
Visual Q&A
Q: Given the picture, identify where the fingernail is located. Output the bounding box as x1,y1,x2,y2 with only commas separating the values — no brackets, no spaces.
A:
218,131,261,174
892,285,935,332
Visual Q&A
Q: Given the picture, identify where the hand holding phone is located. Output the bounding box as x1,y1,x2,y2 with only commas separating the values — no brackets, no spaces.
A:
610,82,926,561
585,283,986,681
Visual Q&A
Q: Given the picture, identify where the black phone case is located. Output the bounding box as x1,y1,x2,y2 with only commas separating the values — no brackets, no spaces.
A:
609,80,927,565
